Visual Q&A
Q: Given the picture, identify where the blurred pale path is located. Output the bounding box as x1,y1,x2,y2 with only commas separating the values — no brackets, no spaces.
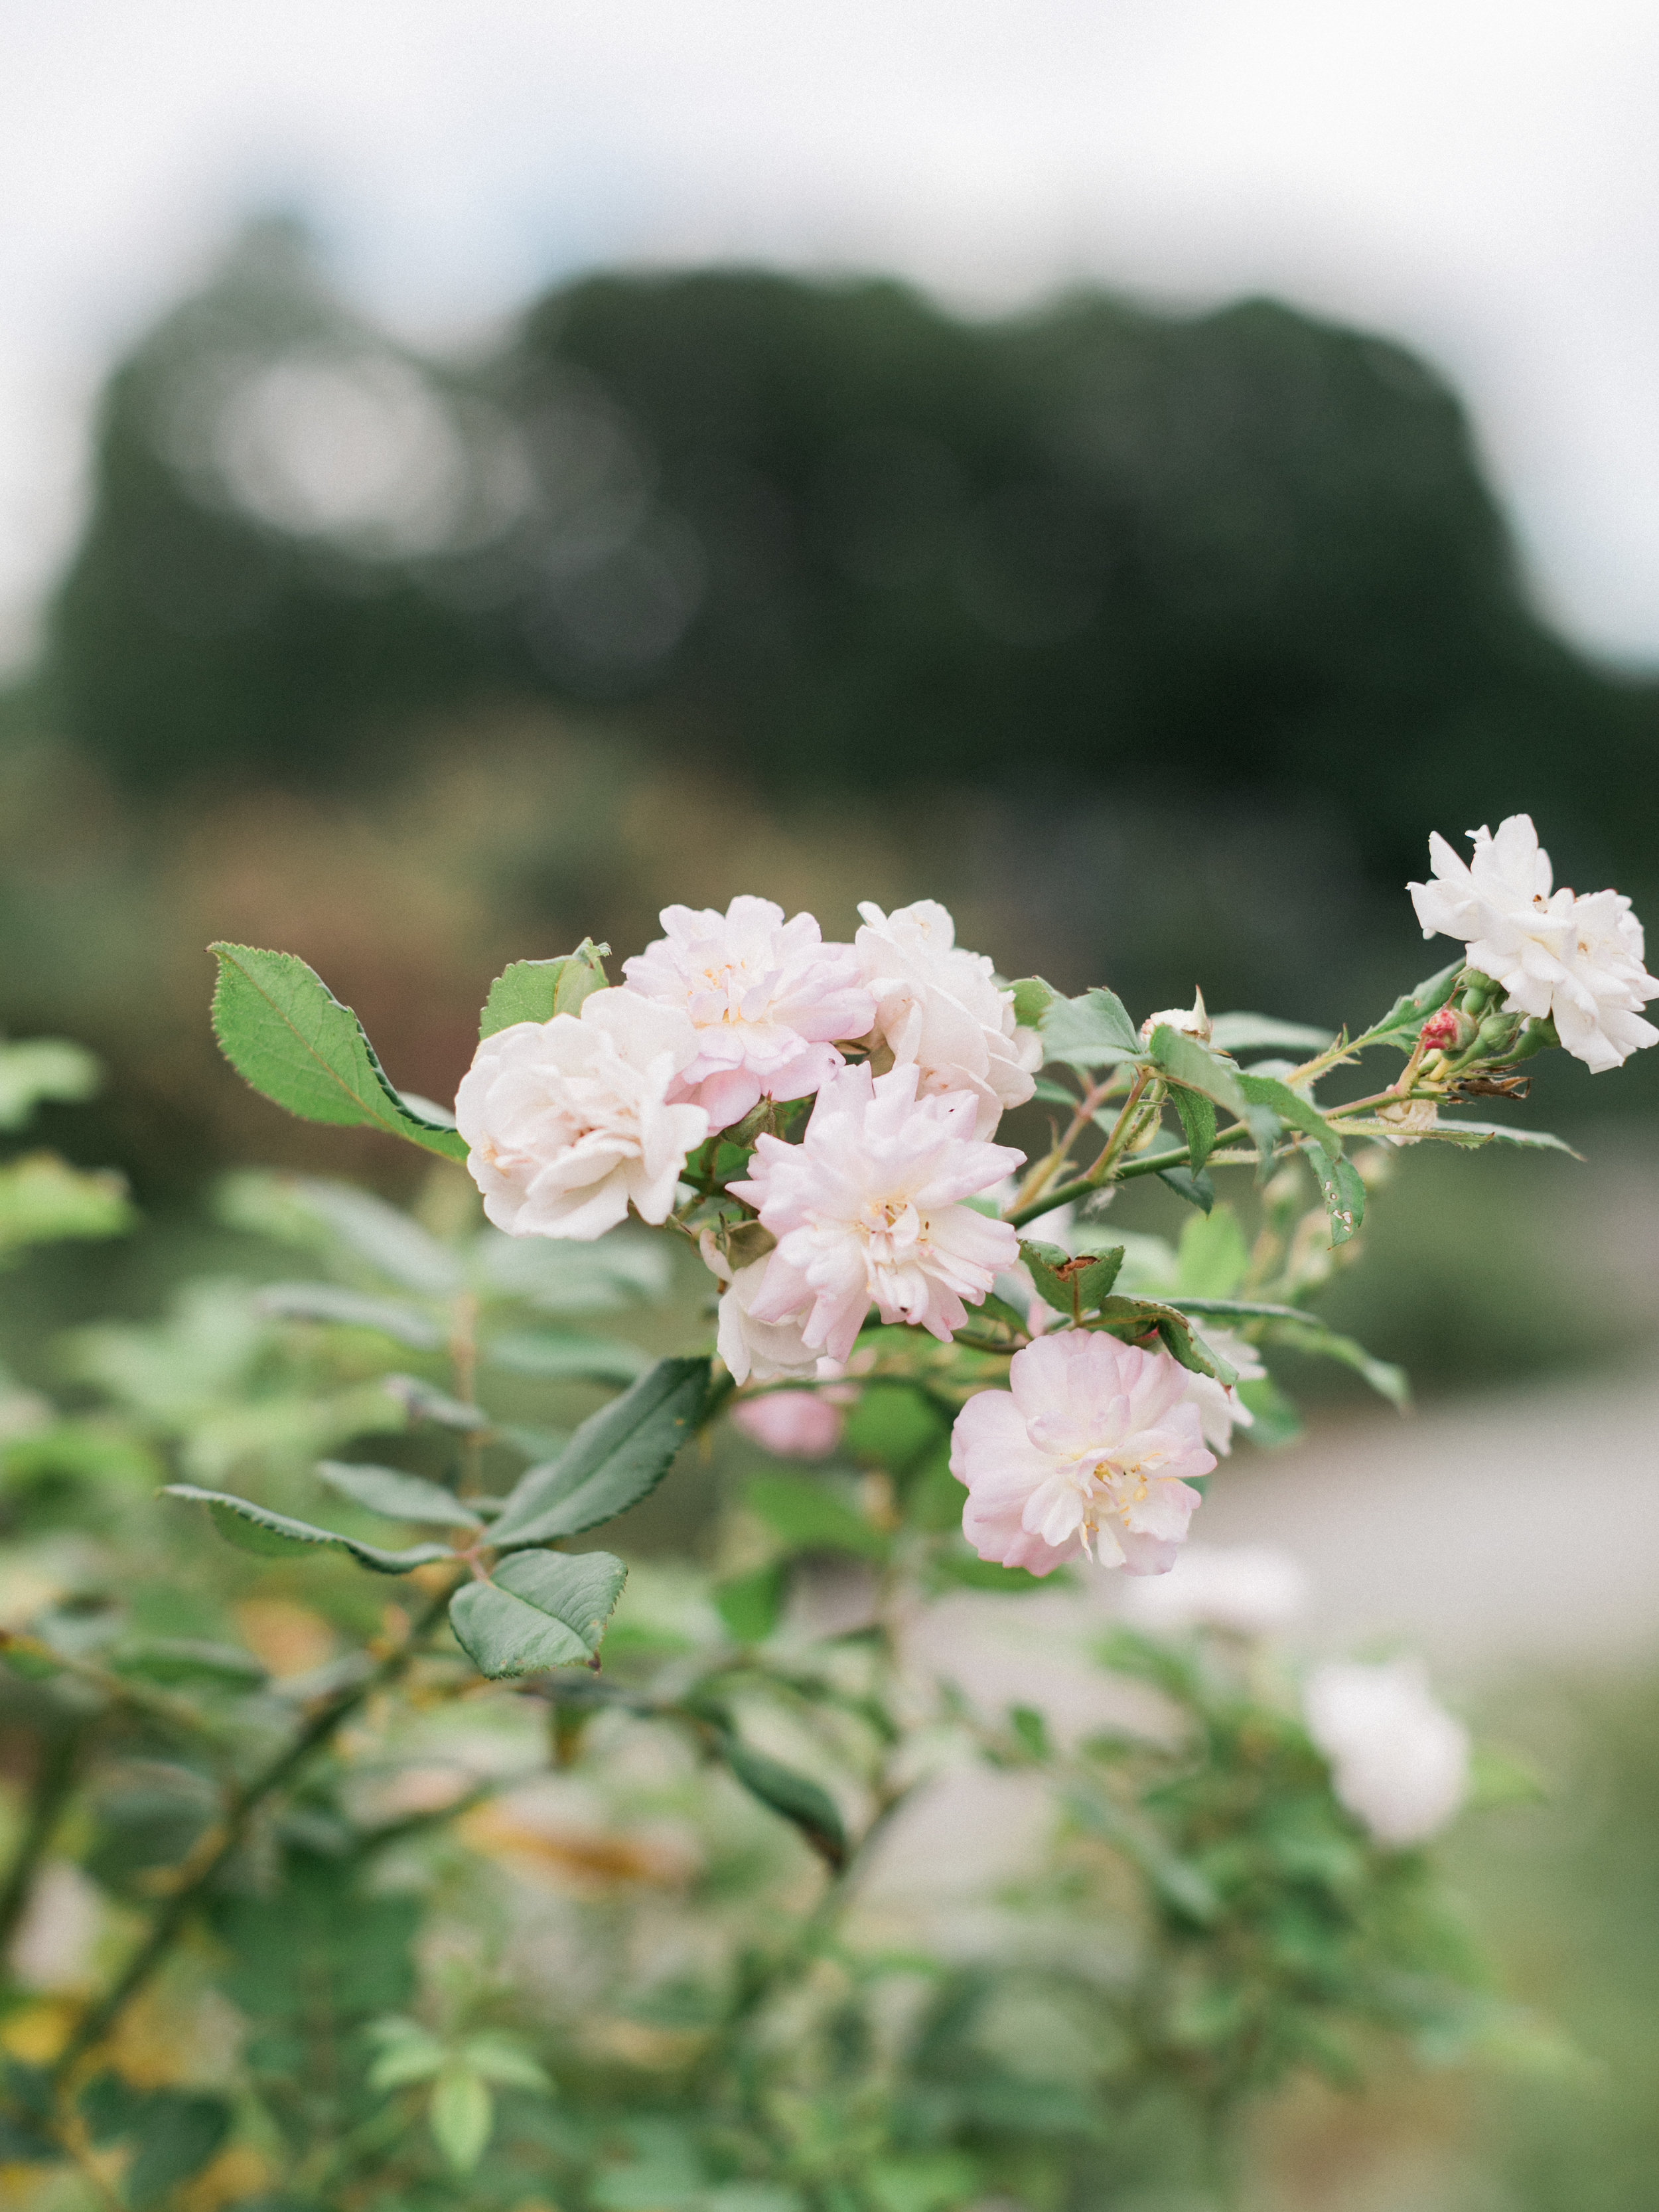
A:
3,1,1659,662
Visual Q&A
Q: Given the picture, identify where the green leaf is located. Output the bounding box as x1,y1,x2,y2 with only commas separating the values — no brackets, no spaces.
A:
317,1460,483,1528
1309,1149,1366,1245
0,1037,102,1130
208,942,467,1160
449,1550,627,1676
163,1484,455,1573
1175,1206,1248,1297
745,1473,889,1562
1031,1076,1080,1107
108,1639,269,1690
1237,1071,1342,1161
1018,1239,1125,1320
367,2022,448,2091
1169,1083,1216,1173
279,1177,463,1295
717,1734,847,1868
1236,1374,1304,1447
489,1357,709,1546
80,2081,232,2209
714,1562,787,1643
1359,957,1465,1049
1041,988,1143,1067
0,1153,135,1255
255,1282,443,1348
382,1374,491,1430
1419,1118,1581,1157
1207,1013,1333,1055
459,2033,551,2091
1155,1165,1215,1213
430,2065,494,2173
1262,1319,1409,1408
479,939,610,1036
1167,1295,1303,1321
1149,1029,1281,1168
1009,976,1058,1028
483,1329,652,1384
1090,1297,1234,1382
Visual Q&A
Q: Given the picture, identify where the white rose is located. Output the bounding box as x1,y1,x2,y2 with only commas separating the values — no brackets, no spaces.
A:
1303,1658,1470,1849
855,899,1040,1139
457,988,709,1241
699,1234,820,1386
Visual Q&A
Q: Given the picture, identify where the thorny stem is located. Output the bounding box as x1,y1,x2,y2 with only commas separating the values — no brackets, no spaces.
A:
46,1584,457,2091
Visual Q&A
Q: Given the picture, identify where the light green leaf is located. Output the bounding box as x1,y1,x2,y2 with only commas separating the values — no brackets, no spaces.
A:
1237,1071,1342,1161
430,2065,494,2173
0,1153,135,1255
1167,1295,1303,1321
1309,1149,1366,1245
317,1460,482,1527
1208,1013,1333,1054
368,2024,449,2090
717,1733,847,1868
0,1037,102,1130
448,1550,626,1676
1175,1206,1248,1298
745,1474,889,1562
164,1483,455,1573
479,940,610,1037
482,1329,651,1384
459,2034,551,2091
489,1357,709,1547
208,942,467,1160
713,1563,787,1643
255,1282,443,1348
1041,988,1143,1067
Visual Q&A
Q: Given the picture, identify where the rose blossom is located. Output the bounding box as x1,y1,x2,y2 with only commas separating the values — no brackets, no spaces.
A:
1303,1658,1470,1848
1408,814,1658,1072
950,1332,1216,1577
855,899,1041,1138
622,896,875,1128
728,1062,1022,1363
729,1390,844,1458
457,989,708,1240
699,1236,820,1386
1121,1544,1309,1637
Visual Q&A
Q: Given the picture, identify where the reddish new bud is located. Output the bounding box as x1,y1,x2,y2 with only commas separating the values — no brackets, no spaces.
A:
1419,1006,1472,1053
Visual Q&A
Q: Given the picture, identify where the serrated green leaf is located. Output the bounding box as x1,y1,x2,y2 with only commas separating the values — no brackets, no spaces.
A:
745,1473,889,1562
479,940,610,1037
164,1484,455,1573
489,1357,709,1547
0,1037,102,1130
1018,1239,1125,1320
108,1639,269,1690
482,1329,651,1384
1009,976,1058,1029
1237,1070,1342,1165
1359,958,1466,1049
430,2065,494,2173
717,1733,847,1868
1169,1083,1216,1172
1309,1149,1366,1244
1155,1165,1215,1213
1041,988,1143,1067
208,942,467,1160
1207,1013,1333,1054
448,1550,627,1676
255,1282,443,1348
317,1460,482,1527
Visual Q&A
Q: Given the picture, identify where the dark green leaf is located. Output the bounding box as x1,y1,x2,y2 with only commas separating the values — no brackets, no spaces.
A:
1262,1319,1409,1408
209,943,468,1160
1090,1298,1234,1382
1009,976,1058,1028
449,1550,626,1676
714,1562,787,1643
745,1474,889,1562
717,1733,847,1867
1309,1150,1366,1245
164,1485,454,1573
1041,988,1143,1067
255,1282,443,1348
483,1329,651,1384
1155,1165,1215,1213
317,1461,482,1528
1018,1239,1125,1319
1169,1084,1216,1173
81,2079,232,2207
1208,1013,1333,1054
109,1639,269,1690
1167,1296,1303,1321
489,1357,710,1546
479,939,610,1037
1360,958,1465,1049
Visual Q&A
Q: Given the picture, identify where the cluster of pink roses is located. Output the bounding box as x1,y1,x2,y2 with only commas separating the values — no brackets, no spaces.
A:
455,893,1230,1582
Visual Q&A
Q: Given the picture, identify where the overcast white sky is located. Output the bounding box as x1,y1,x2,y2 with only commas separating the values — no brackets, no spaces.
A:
5,0,1659,668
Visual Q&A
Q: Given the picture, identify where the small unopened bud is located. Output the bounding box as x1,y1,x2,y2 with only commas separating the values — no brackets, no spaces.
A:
1418,1006,1475,1054
1140,988,1211,1046
1475,1011,1521,1055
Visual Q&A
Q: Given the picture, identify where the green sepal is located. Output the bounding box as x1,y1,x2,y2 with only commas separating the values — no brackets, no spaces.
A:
209,944,467,1161
478,940,610,1037
448,1550,626,1676
163,1484,455,1573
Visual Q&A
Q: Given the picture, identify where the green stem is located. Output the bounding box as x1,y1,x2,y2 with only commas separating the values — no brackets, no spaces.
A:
49,1585,455,2088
